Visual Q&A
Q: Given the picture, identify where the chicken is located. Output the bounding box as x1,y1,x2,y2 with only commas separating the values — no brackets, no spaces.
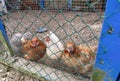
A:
10,33,23,54
45,31,64,60
21,31,33,43
10,32,33,55
64,41,80,57
22,37,46,61
61,41,97,75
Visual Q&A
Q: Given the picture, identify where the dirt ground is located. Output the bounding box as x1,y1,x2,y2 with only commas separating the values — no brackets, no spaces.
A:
0,10,104,81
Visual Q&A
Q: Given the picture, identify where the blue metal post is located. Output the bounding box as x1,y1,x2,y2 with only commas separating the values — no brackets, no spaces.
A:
67,0,72,10
0,19,10,44
0,19,13,56
93,0,120,81
40,0,45,9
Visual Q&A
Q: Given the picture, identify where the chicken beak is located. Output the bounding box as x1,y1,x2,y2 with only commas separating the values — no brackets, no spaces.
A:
31,41,39,47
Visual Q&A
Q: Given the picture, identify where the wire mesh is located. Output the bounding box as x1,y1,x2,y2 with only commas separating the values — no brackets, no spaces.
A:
0,0,106,81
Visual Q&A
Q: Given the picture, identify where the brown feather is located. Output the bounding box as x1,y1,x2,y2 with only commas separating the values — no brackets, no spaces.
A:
61,41,97,75
22,37,46,61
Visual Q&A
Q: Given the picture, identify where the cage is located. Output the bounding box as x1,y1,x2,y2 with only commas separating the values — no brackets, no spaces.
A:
0,0,106,81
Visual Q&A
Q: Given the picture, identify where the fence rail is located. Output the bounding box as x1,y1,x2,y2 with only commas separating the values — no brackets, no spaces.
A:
6,0,106,11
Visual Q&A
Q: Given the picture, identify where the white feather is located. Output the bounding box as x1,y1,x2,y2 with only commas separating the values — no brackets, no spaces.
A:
10,33,22,47
46,31,64,60
10,33,23,54
10,32,33,54
21,31,33,43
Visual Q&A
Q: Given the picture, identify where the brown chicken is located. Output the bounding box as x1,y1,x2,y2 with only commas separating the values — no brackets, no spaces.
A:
63,41,80,57
22,37,46,61
61,41,97,75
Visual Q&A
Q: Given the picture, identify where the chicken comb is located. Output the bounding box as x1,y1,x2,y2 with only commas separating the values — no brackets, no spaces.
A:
45,35,50,42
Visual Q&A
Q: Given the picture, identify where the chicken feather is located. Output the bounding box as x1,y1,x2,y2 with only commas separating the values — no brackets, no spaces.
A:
22,37,46,61
45,31,64,60
61,41,97,75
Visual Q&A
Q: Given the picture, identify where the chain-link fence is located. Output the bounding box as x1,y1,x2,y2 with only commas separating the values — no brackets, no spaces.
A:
0,0,106,81
6,0,106,11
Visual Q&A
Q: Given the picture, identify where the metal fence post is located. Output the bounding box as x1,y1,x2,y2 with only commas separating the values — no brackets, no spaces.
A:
67,0,72,10
40,0,45,9
93,0,120,81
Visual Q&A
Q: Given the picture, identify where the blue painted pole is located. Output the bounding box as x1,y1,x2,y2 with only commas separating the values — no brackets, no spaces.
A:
0,19,13,56
0,19,10,45
93,0,120,81
67,0,72,10
40,0,45,9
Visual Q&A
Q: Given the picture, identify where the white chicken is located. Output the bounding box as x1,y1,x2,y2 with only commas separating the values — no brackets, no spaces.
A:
10,32,33,55
10,33,23,54
45,31,64,60
21,31,33,43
